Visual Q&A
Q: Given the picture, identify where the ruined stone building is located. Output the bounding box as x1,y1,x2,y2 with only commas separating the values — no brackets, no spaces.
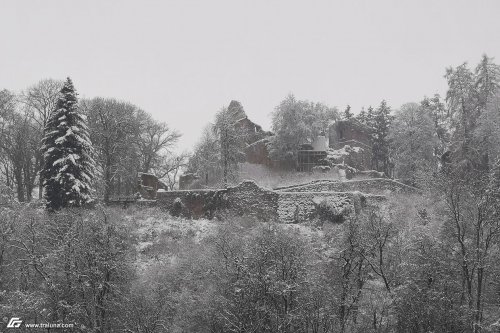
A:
328,119,373,171
329,119,372,149
180,108,376,190
137,172,168,199
297,136,329,172
296,119,373,172
179,101,273,190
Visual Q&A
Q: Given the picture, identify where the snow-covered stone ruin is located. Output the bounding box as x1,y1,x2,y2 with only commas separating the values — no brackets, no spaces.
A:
154,178,417,223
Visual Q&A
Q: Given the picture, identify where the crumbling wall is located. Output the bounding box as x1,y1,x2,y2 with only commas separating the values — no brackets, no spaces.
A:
329,120,372,149
277,192,354,223
156,180,388,223
276,191,385,223
325,145,373,172
157,181,278,220
225,181,279,221
328,120,373,171
138,173,168,199
178,173,200,190
275,178,418,195
156,189,224,218
245,138,273,166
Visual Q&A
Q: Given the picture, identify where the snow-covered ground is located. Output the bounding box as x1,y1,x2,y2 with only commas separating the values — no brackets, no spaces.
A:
123,207,216,273
122,206,327,276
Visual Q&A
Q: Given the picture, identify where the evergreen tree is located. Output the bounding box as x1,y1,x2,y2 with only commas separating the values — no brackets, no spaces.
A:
366,106,376,128
342,105,353,120
357,107,368,125
389,103,437,185
445,56,500,171
371,100,393,176
41,78,95,210
475,54,500,111
445,63,477,167
421,94,448,149
474,55,500,169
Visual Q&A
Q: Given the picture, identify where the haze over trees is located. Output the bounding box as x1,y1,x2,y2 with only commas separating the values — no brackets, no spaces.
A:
1,54,500,332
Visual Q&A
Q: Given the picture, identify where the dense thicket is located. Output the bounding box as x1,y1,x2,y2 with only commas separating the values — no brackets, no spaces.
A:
3,186,497,333
0,199,134,331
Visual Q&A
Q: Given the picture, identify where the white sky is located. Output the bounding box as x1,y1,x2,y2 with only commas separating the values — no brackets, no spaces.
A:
1,0,500,152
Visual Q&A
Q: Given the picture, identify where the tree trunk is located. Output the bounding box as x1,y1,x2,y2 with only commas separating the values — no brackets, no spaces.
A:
104,157,111,204
23,160,33,202
474,267,483,333
5,165,11,188
14,167,25,202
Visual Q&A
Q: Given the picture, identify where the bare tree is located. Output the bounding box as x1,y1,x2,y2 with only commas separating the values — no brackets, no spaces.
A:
0,90,39,201
154,152,189,190
136,110,181,173
0,90,16,188
19,79,63,199
20,79,63,129
83,97,140,202
187,125,220,187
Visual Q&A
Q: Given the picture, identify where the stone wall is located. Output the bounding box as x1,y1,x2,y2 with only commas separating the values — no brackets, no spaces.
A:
274,178,419,195
156,189,223,219
225,181,279,220
156,180,389,223
138,173,168,199
277,191,353,223
156,181,279,221
277,191,385,223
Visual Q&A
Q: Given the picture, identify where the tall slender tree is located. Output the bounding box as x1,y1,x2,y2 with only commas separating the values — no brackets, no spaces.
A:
342,105,353,120
214,105,246,186
371,101,393,175
21,79,63,199
41,78,95,210
389,103,437,185
356,107,368,125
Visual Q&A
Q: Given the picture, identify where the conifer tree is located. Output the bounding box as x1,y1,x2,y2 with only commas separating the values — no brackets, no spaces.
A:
366,106,376,128
357,107,368,125
475,54,500,111
41,77,95,210
371,100,393,176
342,105,353,120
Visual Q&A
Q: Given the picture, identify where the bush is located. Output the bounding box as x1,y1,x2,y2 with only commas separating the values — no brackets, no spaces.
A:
314,198,349,223
170,197,184,217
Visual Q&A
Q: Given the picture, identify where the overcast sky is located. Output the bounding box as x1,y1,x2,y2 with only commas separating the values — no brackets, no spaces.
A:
1,0,500,151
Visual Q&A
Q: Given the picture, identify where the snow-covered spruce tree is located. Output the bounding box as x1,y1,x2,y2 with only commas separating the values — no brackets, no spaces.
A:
41,78,95,210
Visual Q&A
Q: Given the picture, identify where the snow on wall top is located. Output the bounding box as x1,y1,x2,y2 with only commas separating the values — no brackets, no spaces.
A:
274,178,419,195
